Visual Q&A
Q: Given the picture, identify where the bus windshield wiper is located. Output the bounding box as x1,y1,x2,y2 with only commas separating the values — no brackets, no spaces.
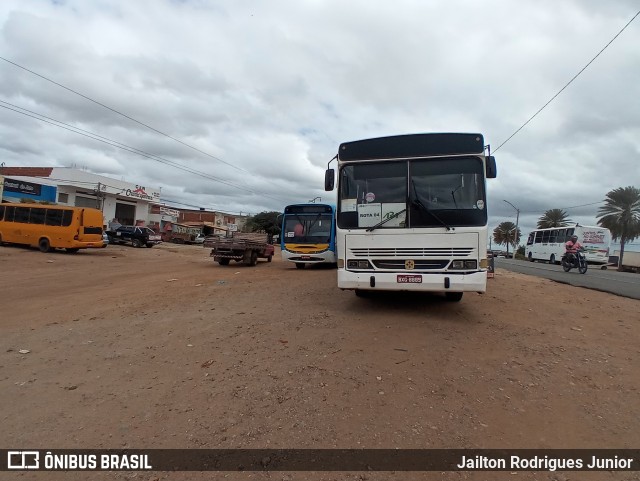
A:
365,208,407,232
411,180,452,231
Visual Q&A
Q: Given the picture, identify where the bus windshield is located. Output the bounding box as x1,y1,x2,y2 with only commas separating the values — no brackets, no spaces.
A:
338,156,486,229
283,213,333,243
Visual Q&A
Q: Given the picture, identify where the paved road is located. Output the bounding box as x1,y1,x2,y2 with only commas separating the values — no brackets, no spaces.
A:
494,258,640,300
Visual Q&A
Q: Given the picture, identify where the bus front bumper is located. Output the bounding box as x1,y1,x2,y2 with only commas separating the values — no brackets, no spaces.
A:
281,250,336,264
338,270,487,292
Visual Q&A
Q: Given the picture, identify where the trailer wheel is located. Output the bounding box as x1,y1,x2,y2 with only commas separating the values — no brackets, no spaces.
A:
218,258,230,265
249,251,258,266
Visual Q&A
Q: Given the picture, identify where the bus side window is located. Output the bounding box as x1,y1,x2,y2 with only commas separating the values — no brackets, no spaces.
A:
14,207,30,223
45,209,64,226
62,210,73,227
556,229,565,243
527,233,534,245
4,206,15,222
0,205,4,221
534,232,542,243
565,228,574,241
30,208,46,225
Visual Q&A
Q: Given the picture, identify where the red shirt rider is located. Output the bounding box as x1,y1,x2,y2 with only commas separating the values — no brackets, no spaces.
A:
565,235,583,254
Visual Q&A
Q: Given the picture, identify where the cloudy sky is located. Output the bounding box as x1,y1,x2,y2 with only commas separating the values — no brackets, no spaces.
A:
0,0,639,243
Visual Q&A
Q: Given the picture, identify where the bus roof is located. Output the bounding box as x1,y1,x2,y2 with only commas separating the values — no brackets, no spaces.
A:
284,203,335,214
0,202,97,211
338,133,485,161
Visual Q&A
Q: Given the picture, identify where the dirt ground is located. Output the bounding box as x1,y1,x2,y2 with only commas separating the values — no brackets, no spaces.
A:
1,242,639,481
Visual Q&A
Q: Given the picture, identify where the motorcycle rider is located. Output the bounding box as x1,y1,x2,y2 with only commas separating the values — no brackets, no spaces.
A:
565,234,583,265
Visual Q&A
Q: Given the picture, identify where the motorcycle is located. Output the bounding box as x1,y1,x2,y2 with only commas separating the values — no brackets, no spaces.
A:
561,249,588,274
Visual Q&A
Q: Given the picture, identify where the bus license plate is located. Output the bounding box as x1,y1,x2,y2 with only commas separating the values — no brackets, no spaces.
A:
397,274,422,284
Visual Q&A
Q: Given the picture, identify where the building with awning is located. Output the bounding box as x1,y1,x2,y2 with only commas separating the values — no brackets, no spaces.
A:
0,167,160,228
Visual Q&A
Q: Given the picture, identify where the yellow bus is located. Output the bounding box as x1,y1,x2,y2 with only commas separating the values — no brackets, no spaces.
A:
0,203,104,253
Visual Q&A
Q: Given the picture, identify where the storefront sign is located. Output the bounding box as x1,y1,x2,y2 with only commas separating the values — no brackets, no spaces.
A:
4,178,42,196
160,207,179,217
123,185,160,201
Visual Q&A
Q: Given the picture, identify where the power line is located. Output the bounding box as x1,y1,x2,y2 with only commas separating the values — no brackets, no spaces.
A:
0,100,288,203
0,55,249,174
494,9,640,152
520,200,605,214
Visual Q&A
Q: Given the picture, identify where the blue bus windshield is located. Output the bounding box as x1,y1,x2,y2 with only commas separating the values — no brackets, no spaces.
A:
282,213,333,243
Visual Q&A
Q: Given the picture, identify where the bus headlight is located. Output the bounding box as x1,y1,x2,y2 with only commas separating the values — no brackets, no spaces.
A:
450,260,477,270
347,259,372,269
480,258,488,268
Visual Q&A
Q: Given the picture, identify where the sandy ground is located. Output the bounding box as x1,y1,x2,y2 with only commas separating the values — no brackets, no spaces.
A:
1,242,639,481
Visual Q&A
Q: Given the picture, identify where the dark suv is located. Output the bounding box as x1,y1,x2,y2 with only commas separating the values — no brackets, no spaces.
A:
106,226,162,248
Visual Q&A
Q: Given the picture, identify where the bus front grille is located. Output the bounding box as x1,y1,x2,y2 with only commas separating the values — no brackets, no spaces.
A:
372,259,450,270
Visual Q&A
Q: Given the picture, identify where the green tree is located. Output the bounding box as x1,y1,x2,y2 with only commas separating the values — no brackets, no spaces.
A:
245,211,282,236
596,186,640,271
537,209,571,229
493,221,521,258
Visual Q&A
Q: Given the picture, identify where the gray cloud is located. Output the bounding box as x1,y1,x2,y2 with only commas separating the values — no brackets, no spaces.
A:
0,0,638,229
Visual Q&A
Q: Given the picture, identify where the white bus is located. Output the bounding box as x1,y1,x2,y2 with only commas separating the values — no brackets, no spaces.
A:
525,225,611,265
324,133,497,302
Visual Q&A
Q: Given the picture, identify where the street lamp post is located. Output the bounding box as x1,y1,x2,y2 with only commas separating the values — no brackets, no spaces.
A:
503,200,520,256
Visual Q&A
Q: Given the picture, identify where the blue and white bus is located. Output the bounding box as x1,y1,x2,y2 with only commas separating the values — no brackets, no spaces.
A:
280,203,337,268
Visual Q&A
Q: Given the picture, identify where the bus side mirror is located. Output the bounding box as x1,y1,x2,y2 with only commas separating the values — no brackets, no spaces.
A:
324,169,335,191
486,156,497,178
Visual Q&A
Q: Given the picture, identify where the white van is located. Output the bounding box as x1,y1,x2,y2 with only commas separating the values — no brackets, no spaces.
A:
525,224,611,265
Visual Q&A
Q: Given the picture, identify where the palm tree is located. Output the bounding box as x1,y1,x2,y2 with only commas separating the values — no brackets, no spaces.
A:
597,186,640,271
493,221,521,258
537,209,571,229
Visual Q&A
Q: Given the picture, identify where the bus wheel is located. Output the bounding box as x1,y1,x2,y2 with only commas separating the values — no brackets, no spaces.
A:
39,238,51,253
354,289,371,298
295,263,305,269
528,252,534,262
549,254,556,265
445,292,463,302
66,248,80,254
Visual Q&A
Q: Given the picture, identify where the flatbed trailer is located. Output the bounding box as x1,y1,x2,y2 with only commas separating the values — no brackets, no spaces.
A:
204,232,275,266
